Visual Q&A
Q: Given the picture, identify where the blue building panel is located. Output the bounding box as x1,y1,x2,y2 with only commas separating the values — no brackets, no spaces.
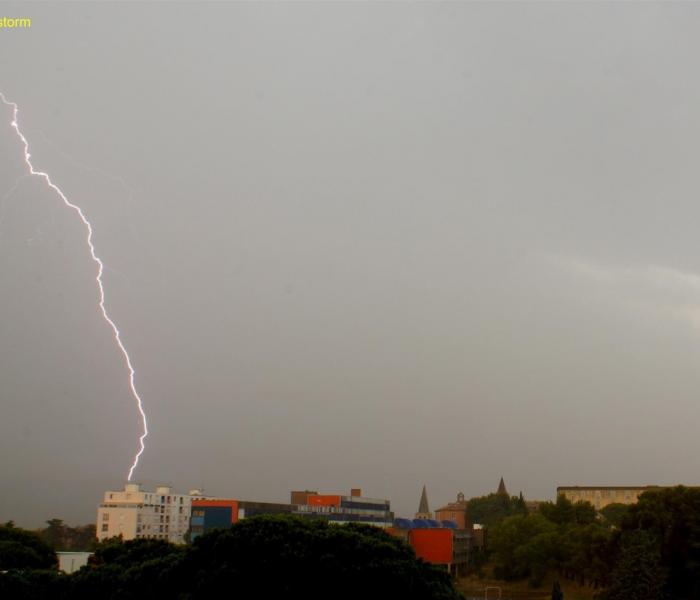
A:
203,506,234,530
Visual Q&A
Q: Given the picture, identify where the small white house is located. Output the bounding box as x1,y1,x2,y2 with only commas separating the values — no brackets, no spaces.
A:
57,551,91,574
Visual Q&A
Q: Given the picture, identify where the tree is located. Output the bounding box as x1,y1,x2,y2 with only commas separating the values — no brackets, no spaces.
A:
0,522,56,570
615,486,700,599
490,514,558,583
599,503,628,528
539,495,595,526
40,519,66,550
38,521,96,552
65,516,463,600
488,496,613,588
467,493,528,527
180,516,461,600
602,530,665,600
551,579,564,600
64,525,96,552
0,523,61,600
0,568,67,600
560,522,612,587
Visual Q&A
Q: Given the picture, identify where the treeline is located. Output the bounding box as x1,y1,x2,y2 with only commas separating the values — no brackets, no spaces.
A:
467,491,528,527
0,515,463,600
483,486,700,600
38,519,96,552
489,494,610,587
1,518,96,552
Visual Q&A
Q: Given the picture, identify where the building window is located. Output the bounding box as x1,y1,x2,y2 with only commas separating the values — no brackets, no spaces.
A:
101,524,109,532
102,513,109,521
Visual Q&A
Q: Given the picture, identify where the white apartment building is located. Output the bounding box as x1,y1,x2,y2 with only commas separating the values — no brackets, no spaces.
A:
97,483,198,544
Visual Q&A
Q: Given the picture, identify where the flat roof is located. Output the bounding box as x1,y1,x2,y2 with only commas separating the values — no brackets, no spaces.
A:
557,485,662,491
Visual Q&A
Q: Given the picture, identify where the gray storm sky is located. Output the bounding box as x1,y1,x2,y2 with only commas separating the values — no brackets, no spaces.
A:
2,1,700,527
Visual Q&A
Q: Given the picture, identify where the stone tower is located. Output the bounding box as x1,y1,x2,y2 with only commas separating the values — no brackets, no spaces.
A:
497,477,508,496
415,484,432,519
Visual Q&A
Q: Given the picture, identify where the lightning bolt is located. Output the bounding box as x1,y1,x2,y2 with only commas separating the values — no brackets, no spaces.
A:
1,92,148,481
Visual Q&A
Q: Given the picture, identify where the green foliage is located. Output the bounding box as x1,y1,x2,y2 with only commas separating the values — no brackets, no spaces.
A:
614,486,700,599
601,530,666,600
90,536,184,568
39,519,96,552
181,516,461,600
67,537,186,599
490,514,558,584
539,495,596,526
599,503,629,528
487,486,700,599
0,522,57,570
0,569,67,600
467,493,528,527
6,516,461,599
489,497,612,588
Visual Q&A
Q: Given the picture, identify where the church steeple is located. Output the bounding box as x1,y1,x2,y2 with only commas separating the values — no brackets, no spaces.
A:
497,477,508,496
415,485,432,519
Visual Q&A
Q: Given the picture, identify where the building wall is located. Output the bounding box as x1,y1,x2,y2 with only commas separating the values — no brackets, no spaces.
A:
57,552,91,574
190,500,238,540
434,494,469,529
435,506,468,529
190,490,393,540
307,495,341,508
557,486,659,510
294,494,393,526
97,505,138,540
291,490,317,505
190,499,295,540
408,529,453,565
97,484,193,544
238,500,294,519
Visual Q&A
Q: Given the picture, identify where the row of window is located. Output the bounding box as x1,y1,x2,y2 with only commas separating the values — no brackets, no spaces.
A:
107,494,188,505
568,490,634,501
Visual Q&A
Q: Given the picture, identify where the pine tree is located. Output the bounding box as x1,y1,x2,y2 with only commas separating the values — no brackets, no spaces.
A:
551,579,564,600
603,530,665,600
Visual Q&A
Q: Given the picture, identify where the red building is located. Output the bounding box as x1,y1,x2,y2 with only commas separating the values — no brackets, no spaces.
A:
389,519,470,576
409,528,453,564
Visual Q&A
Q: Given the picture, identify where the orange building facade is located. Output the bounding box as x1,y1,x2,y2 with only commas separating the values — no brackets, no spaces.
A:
409,528,453,564
434,492,470,530
388,521,471,576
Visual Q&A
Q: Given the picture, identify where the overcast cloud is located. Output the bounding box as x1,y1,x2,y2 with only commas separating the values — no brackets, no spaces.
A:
2,1,700,526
